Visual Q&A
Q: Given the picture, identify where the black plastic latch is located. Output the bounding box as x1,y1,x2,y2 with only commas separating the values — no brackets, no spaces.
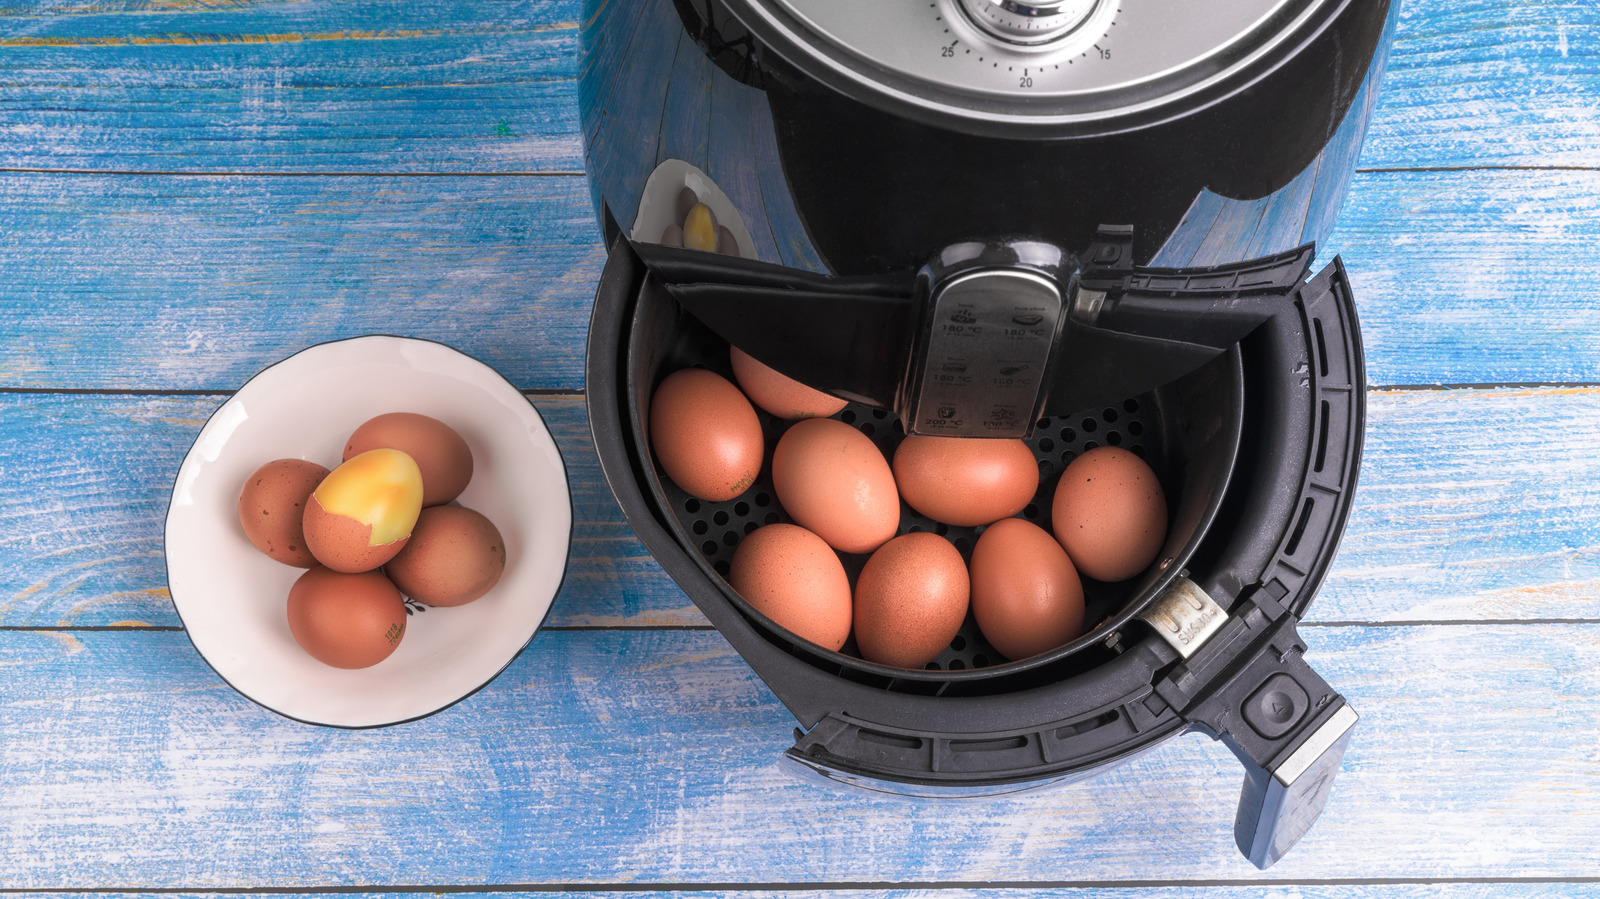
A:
1080,224,1135,292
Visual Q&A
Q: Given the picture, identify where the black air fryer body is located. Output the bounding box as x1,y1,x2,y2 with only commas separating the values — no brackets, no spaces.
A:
580,0,1394,868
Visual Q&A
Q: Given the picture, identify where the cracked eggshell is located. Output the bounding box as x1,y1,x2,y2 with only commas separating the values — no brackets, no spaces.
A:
303,448,424,573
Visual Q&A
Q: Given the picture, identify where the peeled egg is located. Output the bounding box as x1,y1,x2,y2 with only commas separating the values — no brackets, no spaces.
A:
728,523,852,651
683,203,719,252
238,458,330,567
969,517,1085,661
344,412,473,508
649,368,763,502
853,532,969,669
384,505,506,607
286,566,407,669
771,417,899,555
892,435,1039,527
302,448,424,573
1051,446,1168,582
729,346,848,421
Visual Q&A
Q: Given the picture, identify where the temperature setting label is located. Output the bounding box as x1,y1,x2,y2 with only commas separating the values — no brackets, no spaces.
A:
909,270,1062,438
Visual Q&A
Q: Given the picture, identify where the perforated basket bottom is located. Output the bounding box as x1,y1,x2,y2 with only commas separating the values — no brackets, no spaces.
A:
655,387,1168,672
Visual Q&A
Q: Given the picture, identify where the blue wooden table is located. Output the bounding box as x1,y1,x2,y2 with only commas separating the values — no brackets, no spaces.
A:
3,0,1599,892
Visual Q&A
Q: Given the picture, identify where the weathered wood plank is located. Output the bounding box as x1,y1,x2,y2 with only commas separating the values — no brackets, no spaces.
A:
0,0,584,173
0,172,605,393
0,167,1598,392
0,887,1575,897
0,624,1597,886
1,387,1595,629
1360,0,1600,171
1322,167,1600,387
1317,386,1600,624
0,0,1596,174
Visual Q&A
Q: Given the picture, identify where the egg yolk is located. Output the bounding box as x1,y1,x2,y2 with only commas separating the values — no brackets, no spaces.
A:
313,448,424,547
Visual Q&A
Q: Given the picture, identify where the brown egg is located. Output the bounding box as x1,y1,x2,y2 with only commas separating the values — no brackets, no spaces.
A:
303,448,424,573
771,417,900,555
892,435,1039,527
649,368,764,502
344,412,473,508
716,225,740,256
1051,446,1169,582
286,566,407,669
238,458,329,567
969,517,1085,661
675,186,701,223
728,523,852,651
384,505,506,607
853,532,969,669
729,345,848,421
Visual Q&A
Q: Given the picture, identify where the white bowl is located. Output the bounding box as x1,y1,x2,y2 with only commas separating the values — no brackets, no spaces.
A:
165,336,572,727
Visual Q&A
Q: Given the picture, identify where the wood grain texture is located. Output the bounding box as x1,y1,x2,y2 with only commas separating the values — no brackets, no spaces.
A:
0,171,604,392
8,890,1599,898
1320,386,1600,624
1,167,1599,392
1,387,1594,629
0,0,584,173
1359,0,1600,171
1,0,1597,175
0,624,1597,887
1323,168,1600,387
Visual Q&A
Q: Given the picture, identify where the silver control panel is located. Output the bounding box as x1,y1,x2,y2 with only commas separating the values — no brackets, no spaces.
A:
907,269,1062,438
750,0,1327,124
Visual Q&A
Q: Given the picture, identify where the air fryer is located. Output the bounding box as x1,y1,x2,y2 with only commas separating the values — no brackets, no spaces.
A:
579,0,1391,868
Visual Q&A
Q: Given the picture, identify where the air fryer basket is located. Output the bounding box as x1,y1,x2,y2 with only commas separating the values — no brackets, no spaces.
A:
588,236,1367,868
623,254,1244,688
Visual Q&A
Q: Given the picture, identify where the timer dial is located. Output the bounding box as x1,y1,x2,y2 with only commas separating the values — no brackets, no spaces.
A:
956,0,1098,47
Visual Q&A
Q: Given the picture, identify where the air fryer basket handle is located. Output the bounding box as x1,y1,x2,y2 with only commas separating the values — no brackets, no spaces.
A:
1148,585,1357,868
1232,696,1358,868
